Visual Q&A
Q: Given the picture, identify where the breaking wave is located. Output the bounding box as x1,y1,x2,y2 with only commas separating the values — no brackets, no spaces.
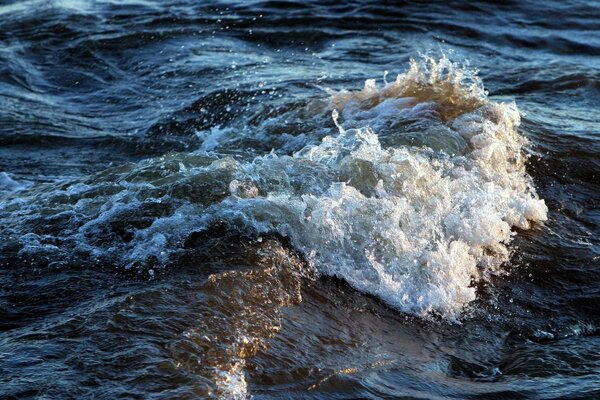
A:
0,56,547,319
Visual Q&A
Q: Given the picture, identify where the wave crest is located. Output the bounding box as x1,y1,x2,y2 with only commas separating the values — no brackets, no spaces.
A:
330,55,486,122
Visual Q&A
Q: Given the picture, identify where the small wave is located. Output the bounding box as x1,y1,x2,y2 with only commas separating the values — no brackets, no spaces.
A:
0,172,31,193
0,56,547,319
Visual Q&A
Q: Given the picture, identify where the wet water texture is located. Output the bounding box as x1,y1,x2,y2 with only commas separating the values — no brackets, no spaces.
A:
1,1,599,399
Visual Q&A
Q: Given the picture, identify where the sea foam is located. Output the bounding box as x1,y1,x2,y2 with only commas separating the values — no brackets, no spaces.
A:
196,56,548,317
0,56,547,318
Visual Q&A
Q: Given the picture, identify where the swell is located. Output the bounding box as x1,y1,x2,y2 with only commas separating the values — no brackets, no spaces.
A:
495,72,600,95
4,1,597,58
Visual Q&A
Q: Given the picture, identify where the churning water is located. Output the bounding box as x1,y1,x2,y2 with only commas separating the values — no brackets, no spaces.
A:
1,1,599,399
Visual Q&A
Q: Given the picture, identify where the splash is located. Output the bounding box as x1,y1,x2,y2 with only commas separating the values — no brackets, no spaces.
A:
330,55,486,122
200,55,547,317
0,56,547,319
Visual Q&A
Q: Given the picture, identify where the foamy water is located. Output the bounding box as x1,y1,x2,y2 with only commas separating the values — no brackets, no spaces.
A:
2,57,546,321
0,56,554,397
2,3,598,396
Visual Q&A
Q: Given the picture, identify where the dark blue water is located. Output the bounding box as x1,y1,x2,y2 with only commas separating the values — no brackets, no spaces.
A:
1,1,599,399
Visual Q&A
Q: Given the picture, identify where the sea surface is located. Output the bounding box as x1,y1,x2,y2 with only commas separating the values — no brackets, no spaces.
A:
1,1,599,399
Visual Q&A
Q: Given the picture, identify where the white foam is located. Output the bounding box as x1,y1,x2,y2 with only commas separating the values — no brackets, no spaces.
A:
193,56,548,317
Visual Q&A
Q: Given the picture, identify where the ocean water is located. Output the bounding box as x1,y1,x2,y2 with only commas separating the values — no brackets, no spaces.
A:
0,1,599,399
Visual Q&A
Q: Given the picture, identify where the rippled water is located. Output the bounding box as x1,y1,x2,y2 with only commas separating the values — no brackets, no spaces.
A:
1,1,599,399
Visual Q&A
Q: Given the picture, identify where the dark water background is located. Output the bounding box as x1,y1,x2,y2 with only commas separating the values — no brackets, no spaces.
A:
1,1,599,399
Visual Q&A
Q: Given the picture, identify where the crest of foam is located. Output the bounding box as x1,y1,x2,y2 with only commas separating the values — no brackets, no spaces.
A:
330,55,486,122
204,56,547,317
